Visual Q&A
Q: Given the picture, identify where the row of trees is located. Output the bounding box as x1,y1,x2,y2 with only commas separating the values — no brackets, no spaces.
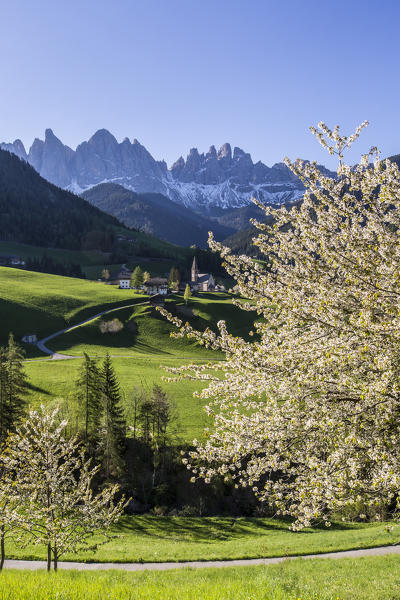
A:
74,353,126,479
25,255,86,278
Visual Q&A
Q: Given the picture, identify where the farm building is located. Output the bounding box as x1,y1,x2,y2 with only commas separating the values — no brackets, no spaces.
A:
119,279,131,289
143,277,168,295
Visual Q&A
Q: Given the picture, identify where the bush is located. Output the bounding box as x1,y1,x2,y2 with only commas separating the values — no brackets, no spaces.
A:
99,318,124,334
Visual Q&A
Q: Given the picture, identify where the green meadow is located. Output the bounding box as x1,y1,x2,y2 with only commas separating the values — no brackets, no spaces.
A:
3,266,398,582
23,294,254,440
0,268,254,439
25,357,211,441
1,555,400,599
4,516,399,563
0,267,146,344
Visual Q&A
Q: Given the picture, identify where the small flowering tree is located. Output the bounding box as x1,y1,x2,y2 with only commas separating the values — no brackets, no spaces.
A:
160,121,400,528
3,406,126,570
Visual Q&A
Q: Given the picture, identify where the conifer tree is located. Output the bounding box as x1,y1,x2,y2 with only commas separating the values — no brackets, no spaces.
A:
130,266,144,290
0,445,19,571
99,354,126,479
0,351,8,443
0,334,28,442
75,353,101,448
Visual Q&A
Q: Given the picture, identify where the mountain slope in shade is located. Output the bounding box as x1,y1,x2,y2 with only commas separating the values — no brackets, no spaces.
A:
0,149,122,250
1,129,315,211
81,183,235,248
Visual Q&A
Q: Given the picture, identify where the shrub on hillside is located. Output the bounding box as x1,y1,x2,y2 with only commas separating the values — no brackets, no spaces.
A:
99,318,124,334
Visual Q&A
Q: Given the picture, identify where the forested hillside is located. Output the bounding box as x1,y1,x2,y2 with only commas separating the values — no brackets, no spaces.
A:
0,149,120,250
82,183,234,247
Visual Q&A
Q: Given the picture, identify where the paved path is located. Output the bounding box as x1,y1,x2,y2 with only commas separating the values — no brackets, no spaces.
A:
3,545,400,571
36,302,147,359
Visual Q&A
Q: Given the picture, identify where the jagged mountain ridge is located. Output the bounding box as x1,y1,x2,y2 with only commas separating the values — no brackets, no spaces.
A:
1,129,316,212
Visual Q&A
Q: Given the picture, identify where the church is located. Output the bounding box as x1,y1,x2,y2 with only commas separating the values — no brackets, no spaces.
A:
190,257,215,292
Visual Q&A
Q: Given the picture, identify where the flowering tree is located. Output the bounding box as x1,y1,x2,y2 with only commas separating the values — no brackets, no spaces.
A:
161,121,400,528
3,407,126,570
0,446,20,570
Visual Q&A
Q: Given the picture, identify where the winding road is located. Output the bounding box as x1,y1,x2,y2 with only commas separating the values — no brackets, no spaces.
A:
3,544,400,571
36,302,146,359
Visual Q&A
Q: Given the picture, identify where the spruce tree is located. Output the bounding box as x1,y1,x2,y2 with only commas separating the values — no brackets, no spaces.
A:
150,385,171,442
99,354,126,479
75,353,101,449
130,266,144,290
0,334,28,442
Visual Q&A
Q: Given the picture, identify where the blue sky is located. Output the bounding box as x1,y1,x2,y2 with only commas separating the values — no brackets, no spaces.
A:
1,0,399,168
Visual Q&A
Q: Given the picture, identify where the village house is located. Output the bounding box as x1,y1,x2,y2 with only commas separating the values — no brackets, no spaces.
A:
143,277,168,295
109,267,133,286
119,279,131,289
0,255,25,266
190,257,215,292
21,334,38,344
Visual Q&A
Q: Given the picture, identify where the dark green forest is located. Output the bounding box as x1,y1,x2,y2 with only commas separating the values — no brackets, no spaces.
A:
0,150,120,250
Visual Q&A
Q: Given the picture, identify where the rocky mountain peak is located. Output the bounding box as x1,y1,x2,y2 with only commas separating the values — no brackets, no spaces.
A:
0,139,28,161
45,128,57,140
218,143,232,161
1,128,318,211
206,145,217,159
87,129,118,151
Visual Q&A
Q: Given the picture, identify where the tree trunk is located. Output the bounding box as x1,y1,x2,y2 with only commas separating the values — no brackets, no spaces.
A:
53,545,58,572
47,542,51,572
0,525,5,571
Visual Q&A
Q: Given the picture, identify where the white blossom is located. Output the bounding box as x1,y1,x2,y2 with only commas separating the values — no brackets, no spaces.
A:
161,122,400,528
2,406,126,570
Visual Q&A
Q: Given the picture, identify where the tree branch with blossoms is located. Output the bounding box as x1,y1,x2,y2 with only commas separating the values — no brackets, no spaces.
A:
160,121,400,529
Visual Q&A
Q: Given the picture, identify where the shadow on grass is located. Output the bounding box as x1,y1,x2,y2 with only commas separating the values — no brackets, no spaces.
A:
26,381,50,395
114,516,366,544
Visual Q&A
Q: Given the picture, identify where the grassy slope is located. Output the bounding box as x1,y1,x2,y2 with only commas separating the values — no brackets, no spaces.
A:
22,292,254,439
4,516,399,563
49,293,251,356
1,556,399,600
0,228,192,281
0,267,148,345
0,269,251,438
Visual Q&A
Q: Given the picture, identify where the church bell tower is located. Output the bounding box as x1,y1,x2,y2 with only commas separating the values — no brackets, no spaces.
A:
191,257,199,282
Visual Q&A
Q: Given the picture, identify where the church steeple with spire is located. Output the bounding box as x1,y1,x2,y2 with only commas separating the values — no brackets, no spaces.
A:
191,256,199,282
